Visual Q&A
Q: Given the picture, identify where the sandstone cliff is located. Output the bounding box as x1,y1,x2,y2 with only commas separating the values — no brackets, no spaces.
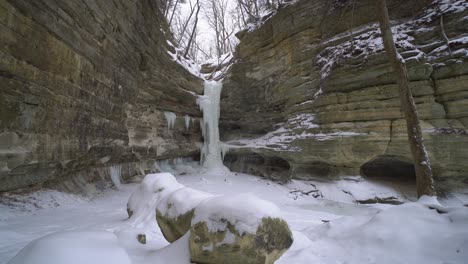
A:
0,0,203,192
221,0,468,191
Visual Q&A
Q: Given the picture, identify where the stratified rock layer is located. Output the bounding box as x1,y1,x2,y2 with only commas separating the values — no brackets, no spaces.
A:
0,0,203,192
221,0,468,190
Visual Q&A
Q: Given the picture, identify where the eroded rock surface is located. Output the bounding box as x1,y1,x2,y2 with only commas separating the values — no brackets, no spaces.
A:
221,0,468,190
0,0,203,192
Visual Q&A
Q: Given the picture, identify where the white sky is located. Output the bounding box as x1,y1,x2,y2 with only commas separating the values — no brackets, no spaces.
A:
178,0,239,60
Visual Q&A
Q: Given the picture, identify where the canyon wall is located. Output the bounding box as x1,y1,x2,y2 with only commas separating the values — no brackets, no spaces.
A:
0,0,203,192
221,0,468,191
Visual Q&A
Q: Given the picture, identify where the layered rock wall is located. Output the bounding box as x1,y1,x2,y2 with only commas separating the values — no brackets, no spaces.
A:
0,0,203,192
221,0,468,190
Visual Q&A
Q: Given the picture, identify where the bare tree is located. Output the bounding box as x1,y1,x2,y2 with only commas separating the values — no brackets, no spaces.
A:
203,0,241,58
168,0,181,26
184,0,201,57
377,0,435,198
235,0,282,26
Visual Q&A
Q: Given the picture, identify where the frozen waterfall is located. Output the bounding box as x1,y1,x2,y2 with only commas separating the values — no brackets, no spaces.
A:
197,81,229,171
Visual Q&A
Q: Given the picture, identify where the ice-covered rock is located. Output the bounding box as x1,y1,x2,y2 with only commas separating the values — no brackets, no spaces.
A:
189,193,293,264
156,187,213,242
126,173,183,223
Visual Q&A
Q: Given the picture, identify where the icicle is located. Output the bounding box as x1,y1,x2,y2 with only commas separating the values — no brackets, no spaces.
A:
199,118,206,139
221,143,230,161
108,165,122,190
184,115,192,130
164,112,177,130
138,165,145,176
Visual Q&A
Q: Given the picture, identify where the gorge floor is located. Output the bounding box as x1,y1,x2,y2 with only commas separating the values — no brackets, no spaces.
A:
1,170,467,264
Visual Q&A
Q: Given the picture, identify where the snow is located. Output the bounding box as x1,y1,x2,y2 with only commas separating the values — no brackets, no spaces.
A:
243,1,301,33
146,232,191,264
201,53,234,80
317,0,468,81
418,195,442,207
127,173,183,227
166,42,201,78
157,187,213,219
281,202,468,264
227,113,366,152
163,112,177,130
8,230,132,264
202,52,232,67
0,190,88,221
154,158,200,176
1,169,468,264
191,193,281,235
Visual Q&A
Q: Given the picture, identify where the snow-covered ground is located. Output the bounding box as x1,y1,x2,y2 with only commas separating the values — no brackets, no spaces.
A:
1,169,467,264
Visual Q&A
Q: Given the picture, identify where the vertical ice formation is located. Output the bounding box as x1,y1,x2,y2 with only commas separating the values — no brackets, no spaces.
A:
164,112,177,130
221,143,230,161
197,81,228,170
108,165,122,190
184,115,192,130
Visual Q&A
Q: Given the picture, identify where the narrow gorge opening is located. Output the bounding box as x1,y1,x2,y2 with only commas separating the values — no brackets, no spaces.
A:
3,1,468,264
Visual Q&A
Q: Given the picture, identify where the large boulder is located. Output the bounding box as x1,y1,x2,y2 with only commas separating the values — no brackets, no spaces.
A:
156,187,213,242
189,193,293,264
127,173,183,221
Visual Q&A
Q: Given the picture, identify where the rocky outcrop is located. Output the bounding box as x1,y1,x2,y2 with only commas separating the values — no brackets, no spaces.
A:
189,194,293,264
0,0,203,192
221,0,468,190
156,187,213,242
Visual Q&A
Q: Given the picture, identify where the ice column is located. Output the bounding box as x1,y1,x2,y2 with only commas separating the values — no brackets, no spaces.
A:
197,81,226,170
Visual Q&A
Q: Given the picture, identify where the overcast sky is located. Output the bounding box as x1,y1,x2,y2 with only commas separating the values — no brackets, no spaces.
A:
178,0,239,60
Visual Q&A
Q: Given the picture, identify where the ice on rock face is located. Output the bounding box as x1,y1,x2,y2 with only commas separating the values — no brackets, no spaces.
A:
164,112,177,130
108,165,122,190
184,115,192,130
221,143,230,161
197,81,229,172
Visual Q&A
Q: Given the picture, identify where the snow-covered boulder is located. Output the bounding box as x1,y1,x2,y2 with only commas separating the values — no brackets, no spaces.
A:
126,173,183,220
156,187,213,242
189,193,293,264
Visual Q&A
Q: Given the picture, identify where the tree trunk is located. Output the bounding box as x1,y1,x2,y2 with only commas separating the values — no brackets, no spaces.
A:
376,0,435,197
184,0,200,58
